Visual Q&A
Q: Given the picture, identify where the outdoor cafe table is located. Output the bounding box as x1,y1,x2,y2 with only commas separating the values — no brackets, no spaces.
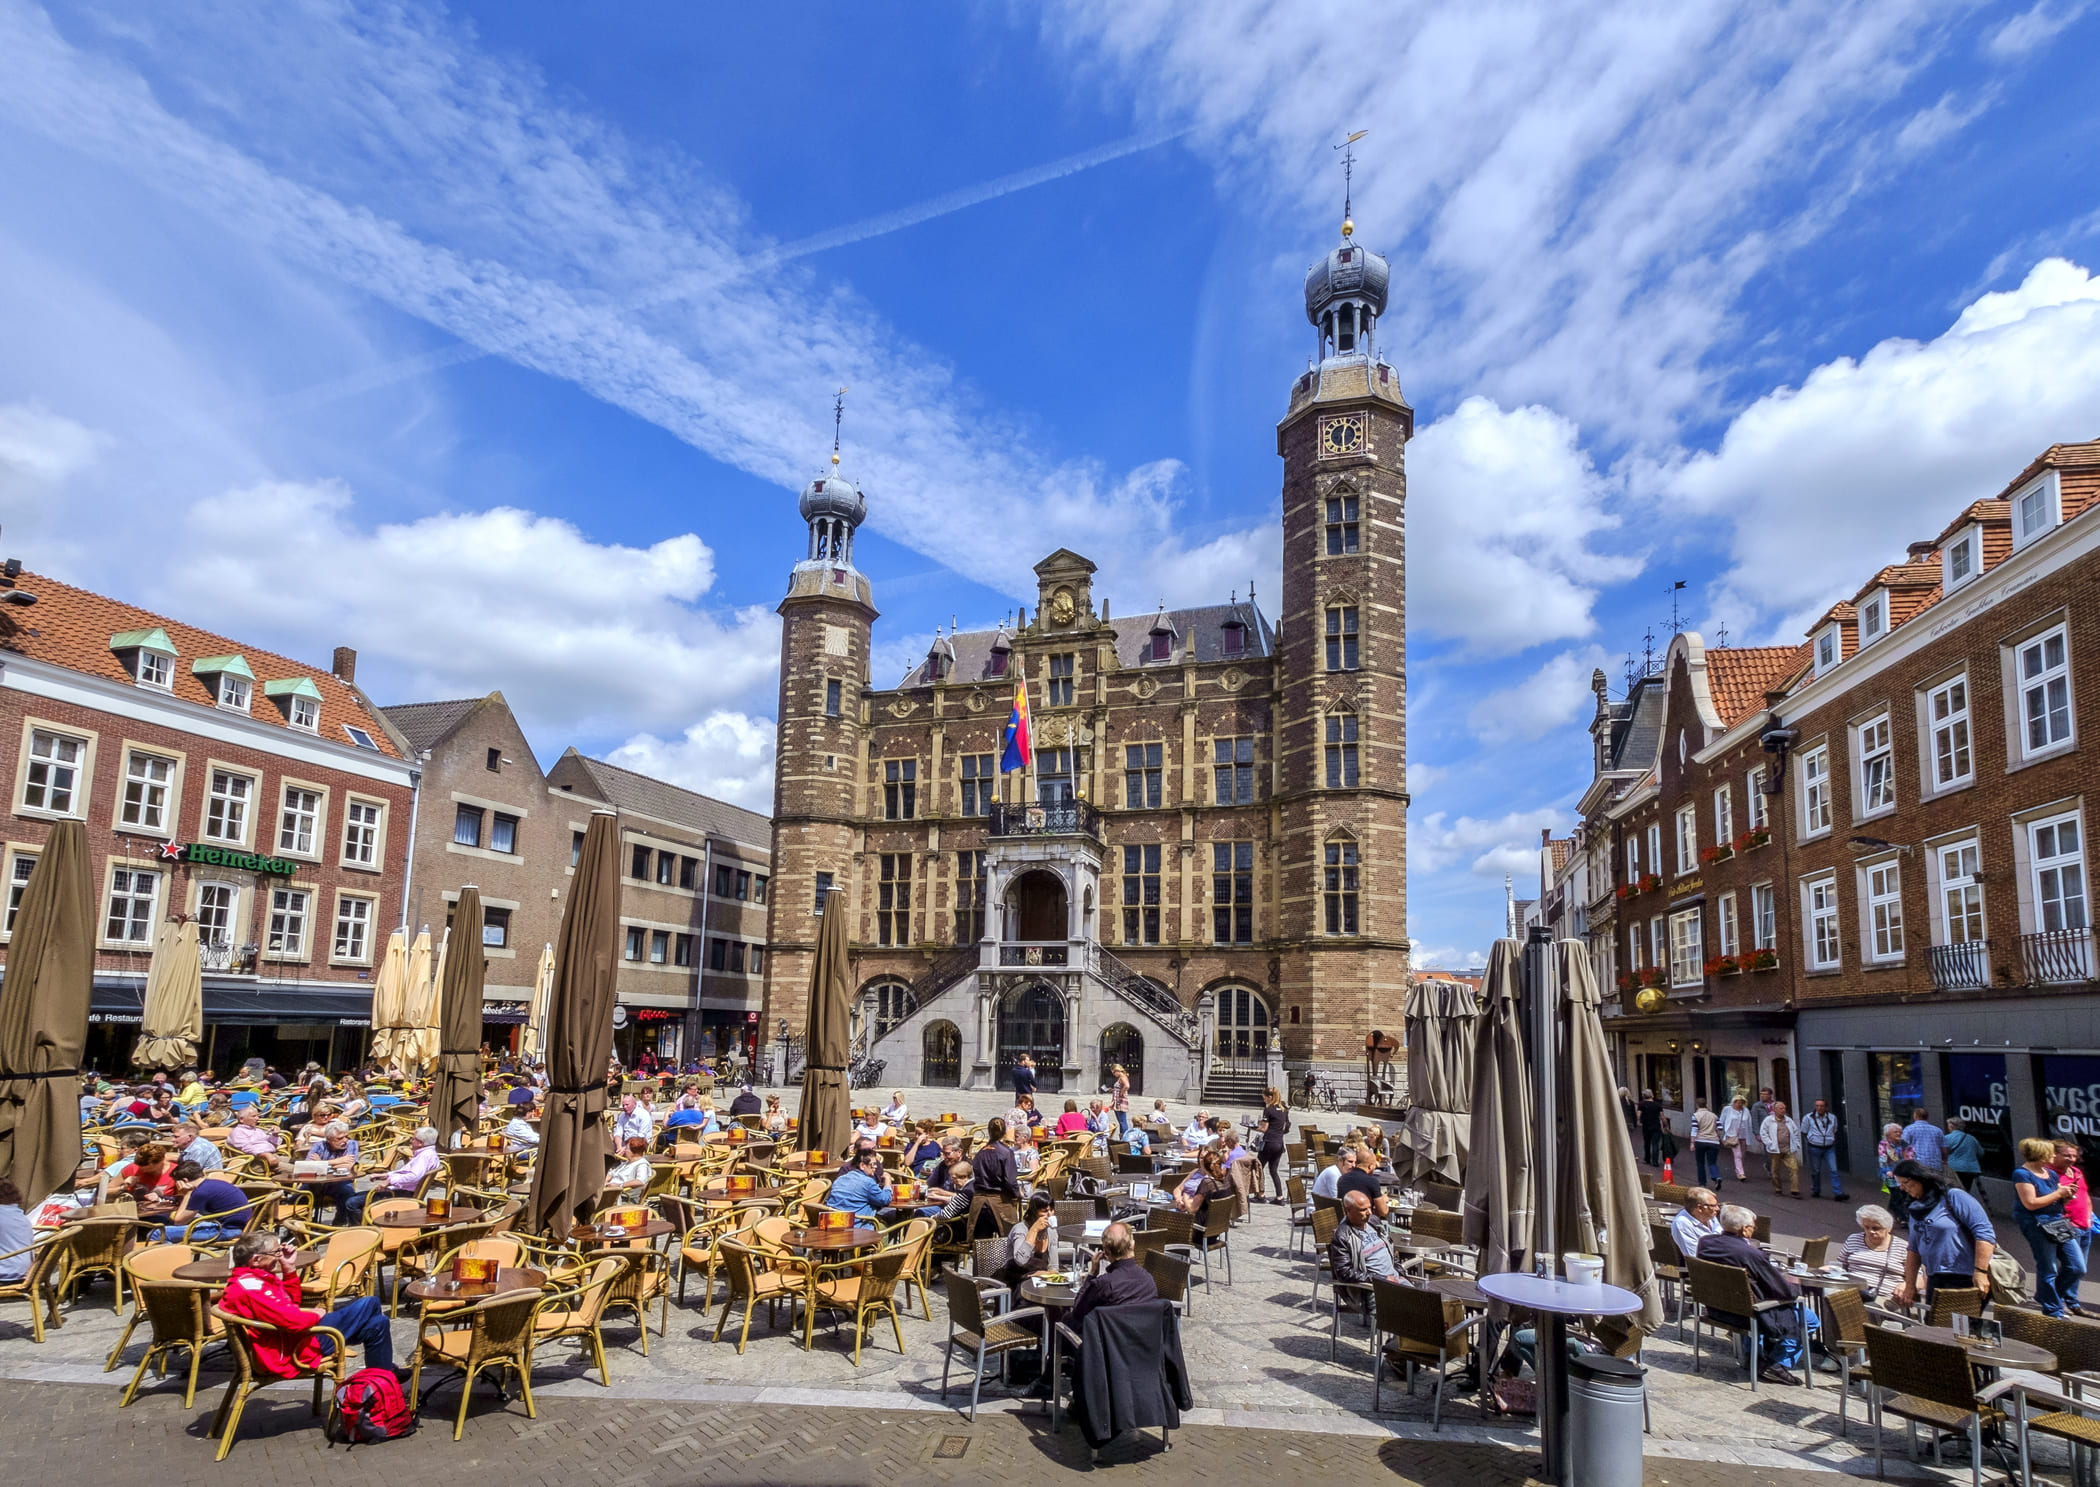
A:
172,1247,324,1285
1477,1272,1643,1483
1429,1275,1490,1309
1906,1323,2056,1375
378,1204,488,1230
698,1182,786,1203
569,1218,674,1246
405,1265,548,1305
783,1225,879,1254
1019,1272,1083,1426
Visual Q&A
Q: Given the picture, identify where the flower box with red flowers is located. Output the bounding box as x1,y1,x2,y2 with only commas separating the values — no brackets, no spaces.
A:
1616,973,1638,993
1615,884,1635,901
1637,966,1666,989
1636,873,1662,894
1704,954,1741,977
1745,948,1780,972
1734,828,1772,852
1700,843,1734,866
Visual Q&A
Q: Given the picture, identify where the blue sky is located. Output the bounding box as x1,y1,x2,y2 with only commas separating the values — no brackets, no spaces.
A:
2,1,2097,968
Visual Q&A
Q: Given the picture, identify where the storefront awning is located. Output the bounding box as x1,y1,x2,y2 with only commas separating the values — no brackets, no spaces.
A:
90,975,375,1026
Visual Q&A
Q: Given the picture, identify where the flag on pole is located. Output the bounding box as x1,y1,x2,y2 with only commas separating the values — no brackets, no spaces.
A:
999,678,1033,773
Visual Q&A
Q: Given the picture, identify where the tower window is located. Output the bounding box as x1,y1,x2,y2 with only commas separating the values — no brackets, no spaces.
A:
1324,606,1359,671
1325,494,1360,555
1148,631,1171,661
1325,712,1360,789
814,870,834,914
1122,844,1161,945
1324,840,1360,935
1124,743,1162,809
877,853,912,946
1212,841,1253,944
1047,653,1075,706
825,679,842,717
988,649,1008,678
884,759,917,820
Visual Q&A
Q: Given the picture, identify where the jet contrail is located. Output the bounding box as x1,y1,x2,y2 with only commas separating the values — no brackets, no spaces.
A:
265,126,1186,413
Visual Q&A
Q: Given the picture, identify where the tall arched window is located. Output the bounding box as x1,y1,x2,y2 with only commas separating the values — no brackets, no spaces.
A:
1324,706,1359,788
1324,833,1360,936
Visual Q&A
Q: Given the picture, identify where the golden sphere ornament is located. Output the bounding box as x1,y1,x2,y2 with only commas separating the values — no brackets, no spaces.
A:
1633,987,1666,1015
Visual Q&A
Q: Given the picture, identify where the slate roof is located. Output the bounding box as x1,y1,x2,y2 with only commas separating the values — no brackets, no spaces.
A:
381,698,483,755
890,600,1275,689
0,570,401,757
553,750,770,851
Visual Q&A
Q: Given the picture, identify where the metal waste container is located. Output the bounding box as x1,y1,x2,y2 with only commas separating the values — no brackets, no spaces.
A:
1566,1352,1644,1487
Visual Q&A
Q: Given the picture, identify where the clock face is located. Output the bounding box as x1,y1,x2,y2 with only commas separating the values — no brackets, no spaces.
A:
1320,414,1365,457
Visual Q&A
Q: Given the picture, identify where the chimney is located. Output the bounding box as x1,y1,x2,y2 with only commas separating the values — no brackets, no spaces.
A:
332,646,357,684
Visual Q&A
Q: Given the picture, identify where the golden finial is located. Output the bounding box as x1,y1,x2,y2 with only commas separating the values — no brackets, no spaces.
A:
831,386,848,468
1334,129,1367,239
1341,218,1354,238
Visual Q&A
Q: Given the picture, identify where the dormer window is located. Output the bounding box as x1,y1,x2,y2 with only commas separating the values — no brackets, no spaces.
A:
1816,628,1838,674
264,677,325,732
987,649,1008,678
1946,530,1977,589
110,627,177,691
1148,630,1172,662
1222,621,1246,658
1860,595,1885,643
2015,472,2061,549
192,654,255,712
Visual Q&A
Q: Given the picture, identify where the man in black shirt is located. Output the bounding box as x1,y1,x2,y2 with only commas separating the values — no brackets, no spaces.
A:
727,1085,762,1119
1066,1223,1157,1333
1011,1055,1037,1102
1334,1143,1389,1218
1696,1204,1810,1385
1637,1090,1665,1166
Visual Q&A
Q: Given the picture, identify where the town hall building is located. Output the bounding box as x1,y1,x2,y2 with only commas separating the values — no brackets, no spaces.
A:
760,214,1413,1102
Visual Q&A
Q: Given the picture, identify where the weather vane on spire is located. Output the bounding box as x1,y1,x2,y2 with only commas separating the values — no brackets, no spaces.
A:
831,386,848,467
1334,129,1368,236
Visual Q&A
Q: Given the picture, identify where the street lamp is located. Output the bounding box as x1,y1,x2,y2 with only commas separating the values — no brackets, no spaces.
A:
777,1018,790,1086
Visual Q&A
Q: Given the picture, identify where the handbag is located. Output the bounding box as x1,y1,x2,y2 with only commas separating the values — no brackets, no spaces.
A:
2042,1217,2081,1245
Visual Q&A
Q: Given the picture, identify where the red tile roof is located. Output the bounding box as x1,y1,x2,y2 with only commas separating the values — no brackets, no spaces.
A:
1705,645,1808,728
0,570,402,759
1993,439,2100,519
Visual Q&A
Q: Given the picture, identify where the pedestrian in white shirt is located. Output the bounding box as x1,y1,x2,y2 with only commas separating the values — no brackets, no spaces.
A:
1720,1097,1753,1182
1760,1102,1803,1199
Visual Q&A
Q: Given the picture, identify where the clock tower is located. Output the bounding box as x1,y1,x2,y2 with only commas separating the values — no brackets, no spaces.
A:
1273,215,1413,1063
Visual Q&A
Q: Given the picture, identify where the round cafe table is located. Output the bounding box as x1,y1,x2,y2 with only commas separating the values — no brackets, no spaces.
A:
698,1182,785,1203
1019,1272,1084,1426
1428,1274,1490,1309
1907,1323,2056,1374
783,1225,879,1254
569,1218,674,1246
405,1265,548,1304
172,1248,323,1285
1477,1272,1644,1485
375,1205,487,1230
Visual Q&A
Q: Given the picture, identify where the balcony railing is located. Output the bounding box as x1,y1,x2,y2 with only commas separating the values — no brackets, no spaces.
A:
2022,927,2095,987
999,942,1069,967
988,800,1103,840
1926,940,1992,992
199,939,252,973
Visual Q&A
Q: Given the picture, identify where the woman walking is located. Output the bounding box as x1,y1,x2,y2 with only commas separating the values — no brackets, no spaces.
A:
1258,1085,1291,1202
1877,1124,1911,1209
1721,1096,1752,1181
1692,1097,1724,1189
1109,1064,1132,1137
1890,1159,1997,1312
2013,1137,2087,1317
2055,1141,2093,1314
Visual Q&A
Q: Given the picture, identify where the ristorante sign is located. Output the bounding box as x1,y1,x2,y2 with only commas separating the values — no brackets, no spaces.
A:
157,841,300,877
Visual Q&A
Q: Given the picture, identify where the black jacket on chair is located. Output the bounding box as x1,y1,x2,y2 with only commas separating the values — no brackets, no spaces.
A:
1071,1299,1192,1449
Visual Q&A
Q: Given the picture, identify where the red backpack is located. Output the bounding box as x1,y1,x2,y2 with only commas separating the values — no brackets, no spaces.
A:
329,1367,414,1444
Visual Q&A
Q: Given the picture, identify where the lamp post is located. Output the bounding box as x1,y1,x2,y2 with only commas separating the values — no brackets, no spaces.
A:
777,1017,790,1088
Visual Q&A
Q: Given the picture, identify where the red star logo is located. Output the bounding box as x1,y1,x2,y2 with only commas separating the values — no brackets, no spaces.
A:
157,841,185,861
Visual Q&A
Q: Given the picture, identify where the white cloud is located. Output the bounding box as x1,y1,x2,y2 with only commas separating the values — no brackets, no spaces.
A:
1409,940,1489,972
1467,645,1610,743
1410,806,1568,879
1048,0,1992,440
1407,399,1639,654
605,713,777,813
0,2,1257,609
1671,258,2100,637
1405,761,1446,797
1987,1,2090,57
0,401,100,484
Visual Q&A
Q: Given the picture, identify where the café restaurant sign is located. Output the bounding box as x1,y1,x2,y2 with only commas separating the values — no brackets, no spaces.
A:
158,841,300,877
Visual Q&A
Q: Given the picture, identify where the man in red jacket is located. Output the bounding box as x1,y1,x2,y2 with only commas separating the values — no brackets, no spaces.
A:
218,1232,397,1377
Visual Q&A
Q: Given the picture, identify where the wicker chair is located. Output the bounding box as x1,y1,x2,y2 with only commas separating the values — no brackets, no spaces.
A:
1864,1324,2015,1487
1798,1236,1831,1268
1420,1178,1464,1213
1999,1302,2100,1375
808,1246,913,1364
104,1243,196,1369
877,1215,937,1319
1648,1222,1686,1333
1686,1256,1808,1391
1143,1247,1191,1315
307,1227,384,1310
712,1238,811,1354
1287,1177,1314,1255
206,1307,350,1460
1183,1200,1235,1299
1822,1283,1875,1441
677,1209,744,1308
593,1246,672,1352
531,1255,624,1384
1924,1287,1985,1329
1652,1181,1692,1206
1399,1208,1477,1277
116,1276,224,1408
939,1267,1044,1422
1308,1206,1342,1312
1372,1279,1480,1427
410,1287,542,1439
59,1216,135,1314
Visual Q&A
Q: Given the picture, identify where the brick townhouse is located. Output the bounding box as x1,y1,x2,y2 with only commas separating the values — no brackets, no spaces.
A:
1578,438,2100,1194
0,570,414,1074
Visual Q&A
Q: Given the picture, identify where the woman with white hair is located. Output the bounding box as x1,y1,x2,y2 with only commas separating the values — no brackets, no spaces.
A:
305,1119,363,1223
1838,1203,1909,1300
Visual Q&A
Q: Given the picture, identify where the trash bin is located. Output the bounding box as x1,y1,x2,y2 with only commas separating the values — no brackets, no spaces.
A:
1566,1352,1644,1487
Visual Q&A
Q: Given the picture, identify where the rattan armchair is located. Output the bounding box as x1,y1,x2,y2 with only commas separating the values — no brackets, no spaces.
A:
206,1307,349,1460
939,1267,1043,1422
677,1208,742,1308
531,1256,623,1385
712,1237,811,1353
593,1246,671,1352
410,1287,543,1439
808,1246,912,1364
1822,1282,1876,1441
103,1243,196,1369
1143,1247,1191,1315
1307,1206,1342,1312
1648,1222,1686,1333
1864,1323,2017,1487
118,1278,223,1408
1372,1279,1480,1427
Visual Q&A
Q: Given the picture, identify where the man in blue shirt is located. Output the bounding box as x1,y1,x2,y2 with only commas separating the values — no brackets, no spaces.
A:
827,1149,895,1221
1903,1109,1947,1174
161,1160,254,1242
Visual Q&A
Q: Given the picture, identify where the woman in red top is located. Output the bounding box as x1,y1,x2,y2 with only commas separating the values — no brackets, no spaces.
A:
2055,1141,2094,1316
102,1143,177,1206
1053,1099,1090,1139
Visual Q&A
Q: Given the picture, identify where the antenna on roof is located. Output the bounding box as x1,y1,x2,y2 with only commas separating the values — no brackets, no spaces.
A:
830,386,848,467
1334,128,1369,233
1669,579,1687,636
1230,588,1238,604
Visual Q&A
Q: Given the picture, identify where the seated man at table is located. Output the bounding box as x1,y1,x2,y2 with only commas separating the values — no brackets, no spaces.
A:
504,1100,542,1152
1121,1123,1152,1157
1328,1191,1401,1315
160,1159,253,1242
171,1117,223,1174
727,1084,762,1120
1336,1144,1390,1219
827,1147,896,1222
305,1121,364,1224
1696,1203,1813,1386
1310,1144,1353,1209
605,1137,655,1196
1671,1188,1724,1260
381,1126,443,1195
226,1106,293,1178
220,1231,398,1381
1066,1221,1158,1334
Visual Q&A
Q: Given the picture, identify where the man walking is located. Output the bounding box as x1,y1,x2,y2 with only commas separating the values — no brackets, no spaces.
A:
1751,1087,1776,1182
1800,1099,1846,1200
1762,1100,1803,1199
1637,1089,1664,1166
1903,1108,1946,1175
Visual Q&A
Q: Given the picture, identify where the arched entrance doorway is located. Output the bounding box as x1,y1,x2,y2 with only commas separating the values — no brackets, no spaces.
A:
996,981,1066,1094
922,1021,961,1087
1100,1023,1144,1097
1005,869,1068,945
1211,984,1272,1081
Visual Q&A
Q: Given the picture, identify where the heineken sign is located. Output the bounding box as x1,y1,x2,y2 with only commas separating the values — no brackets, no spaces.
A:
158,841,300,877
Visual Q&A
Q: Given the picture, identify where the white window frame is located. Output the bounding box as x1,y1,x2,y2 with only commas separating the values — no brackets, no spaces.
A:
1855,713,1896,818
216,673,251,712
1863,859,1905,963
101,863,159,947
1804,874,1841,970
1714,785,1734,850
1675,805,1697,875
341,797,384,869
1816,626,1839,675
1799,745,1832,837
265,886,311,960
134,649,174,690
118,749,177,835
2013,470,2061,550
332,892,375,964
1932,836,1986,946
1926,674,1974,793
1747,767,1768,830
1645,823,1661,878
2017,624,2074,760
3,848,38,939
1669,908,1704,987
288,694,320,733
21,726,90,818
277,785,322,858
1649,916,1665,972
1625,836,1640,882
203,767,257,846
1751,881,1777,949
1718,891,1740,957
1945,528,1978,591
1627,923,1643,972
1859,592,1886,645
2030,811,2090,935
